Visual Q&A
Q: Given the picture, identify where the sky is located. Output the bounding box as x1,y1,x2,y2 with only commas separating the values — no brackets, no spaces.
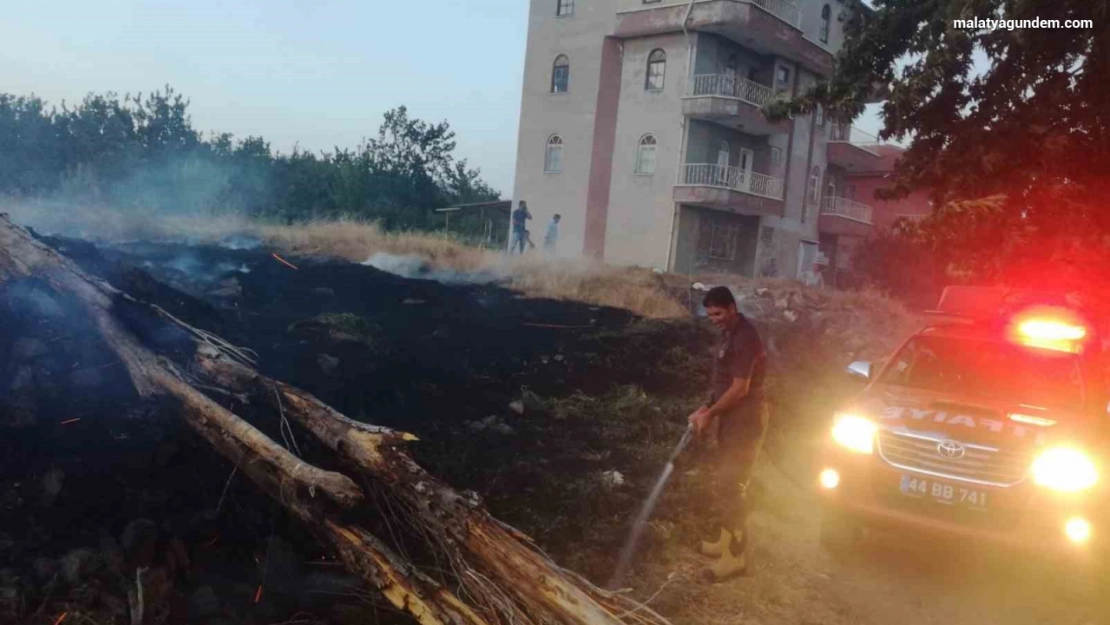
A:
2,0,885,197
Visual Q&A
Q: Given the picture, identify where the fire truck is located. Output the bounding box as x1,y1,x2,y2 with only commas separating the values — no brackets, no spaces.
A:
818,287,1110,562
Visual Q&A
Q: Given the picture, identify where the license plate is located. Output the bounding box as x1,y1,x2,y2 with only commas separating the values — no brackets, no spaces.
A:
900,475,988,510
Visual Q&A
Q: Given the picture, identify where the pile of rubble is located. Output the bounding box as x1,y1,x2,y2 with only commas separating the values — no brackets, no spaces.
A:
688,280,920,366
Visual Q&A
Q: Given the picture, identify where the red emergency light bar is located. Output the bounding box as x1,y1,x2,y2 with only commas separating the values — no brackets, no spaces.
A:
929,287,1093,353
1007,306,1090,353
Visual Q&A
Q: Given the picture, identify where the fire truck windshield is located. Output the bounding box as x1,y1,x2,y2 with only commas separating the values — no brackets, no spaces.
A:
879,335,1086,411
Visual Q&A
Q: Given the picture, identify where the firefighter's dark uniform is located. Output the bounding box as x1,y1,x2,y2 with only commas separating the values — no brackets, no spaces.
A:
701,313,768,579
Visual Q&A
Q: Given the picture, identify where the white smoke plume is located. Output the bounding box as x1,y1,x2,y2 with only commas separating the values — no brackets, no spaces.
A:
361,253,500,286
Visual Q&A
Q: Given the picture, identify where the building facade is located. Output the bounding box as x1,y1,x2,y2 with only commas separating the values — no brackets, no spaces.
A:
512,0,900,279
819,139,932,285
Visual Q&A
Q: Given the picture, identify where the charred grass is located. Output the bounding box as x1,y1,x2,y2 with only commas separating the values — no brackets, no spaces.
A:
3,205,686,319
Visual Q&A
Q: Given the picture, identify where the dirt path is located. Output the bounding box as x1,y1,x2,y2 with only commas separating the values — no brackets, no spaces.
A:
647,462,1104,625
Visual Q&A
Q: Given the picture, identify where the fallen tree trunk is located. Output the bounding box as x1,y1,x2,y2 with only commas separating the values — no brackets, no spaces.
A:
196,348,668,625
0,214,671,625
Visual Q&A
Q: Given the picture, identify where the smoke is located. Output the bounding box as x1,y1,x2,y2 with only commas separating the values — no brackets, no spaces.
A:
361,253,500,286
219,234,263,250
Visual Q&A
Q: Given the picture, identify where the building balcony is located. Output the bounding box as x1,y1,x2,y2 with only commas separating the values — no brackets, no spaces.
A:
614,0,833,76
896,213,928,223
818,196,874,237
674,163,785,216
683,74,790,135
827,124,883,171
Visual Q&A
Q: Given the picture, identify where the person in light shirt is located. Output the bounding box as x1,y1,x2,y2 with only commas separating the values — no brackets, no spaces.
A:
544,214,561,256
801,261,826,288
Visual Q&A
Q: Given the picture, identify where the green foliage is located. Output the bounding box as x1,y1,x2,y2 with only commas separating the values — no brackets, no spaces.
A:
851,230,944,309
774,0,1110,293
0,87,499,226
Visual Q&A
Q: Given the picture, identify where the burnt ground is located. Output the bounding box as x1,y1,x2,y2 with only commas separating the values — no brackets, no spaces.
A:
0,234,715,625
4,234,1108,625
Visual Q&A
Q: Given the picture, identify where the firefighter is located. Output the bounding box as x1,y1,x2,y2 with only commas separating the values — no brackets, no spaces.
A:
688,286,769,582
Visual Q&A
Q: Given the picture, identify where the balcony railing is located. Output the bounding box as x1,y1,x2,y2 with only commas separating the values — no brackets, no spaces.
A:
829,124,881,147
748,0,802,30
896,213,928,222
680,163,785,201
821,196,874,224
688,74,777,107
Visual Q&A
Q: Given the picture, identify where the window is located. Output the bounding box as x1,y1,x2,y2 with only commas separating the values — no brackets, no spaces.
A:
815,104,825,127
760,225,775,246
724,55,738,77
545,135,564,173
716,141,731,167
709,221,741,261
770,146,783,165
845,183,856,200
556,0,574,17
826,179,836,202
775,66,792,94
807,166,821,203
635,134,658,175
723,55,738,95
551,55,570,93
879,336,1084,411
820,5,831,44
646,49,667,91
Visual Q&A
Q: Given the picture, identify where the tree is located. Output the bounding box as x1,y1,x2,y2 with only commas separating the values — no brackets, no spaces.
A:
0,90,500,226
773,0,1110,293
0,95,65,195
0,214,670,625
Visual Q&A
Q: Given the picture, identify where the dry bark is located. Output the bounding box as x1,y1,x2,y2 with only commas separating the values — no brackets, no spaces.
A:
0,214,672,625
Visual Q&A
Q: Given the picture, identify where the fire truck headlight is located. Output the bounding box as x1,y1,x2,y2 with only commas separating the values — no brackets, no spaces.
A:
831,414,876,455
1065,517,1092,544
1031,448,1098,492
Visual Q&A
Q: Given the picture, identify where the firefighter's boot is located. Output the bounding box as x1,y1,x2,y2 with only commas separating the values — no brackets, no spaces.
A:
701,529,747,582
699,527,731,557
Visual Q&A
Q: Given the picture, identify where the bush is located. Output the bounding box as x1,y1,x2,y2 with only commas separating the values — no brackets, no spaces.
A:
851,232,944,310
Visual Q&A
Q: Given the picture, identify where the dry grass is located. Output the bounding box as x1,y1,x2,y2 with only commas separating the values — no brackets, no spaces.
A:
2,204,688,318
1,203,917,322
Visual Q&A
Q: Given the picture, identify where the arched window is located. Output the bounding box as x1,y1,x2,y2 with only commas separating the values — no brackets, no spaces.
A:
825,178,836,203
551,55,570,93
645,49,667,91
635,134,658,175
556,0,574,17
820,5,831,43
544,135,564,173
808,166,822,203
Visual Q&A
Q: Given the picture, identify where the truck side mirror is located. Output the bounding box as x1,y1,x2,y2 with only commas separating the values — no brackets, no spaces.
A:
847,361,872,381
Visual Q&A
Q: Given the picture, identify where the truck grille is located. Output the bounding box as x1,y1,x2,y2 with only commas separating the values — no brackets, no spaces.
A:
877,429,1031,487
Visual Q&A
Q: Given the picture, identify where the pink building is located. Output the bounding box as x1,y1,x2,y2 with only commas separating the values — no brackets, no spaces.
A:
816,135,931,284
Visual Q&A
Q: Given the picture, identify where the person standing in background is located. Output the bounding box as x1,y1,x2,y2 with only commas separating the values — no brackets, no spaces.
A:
544,214,561,256
800,261,825,288
510,201,532,255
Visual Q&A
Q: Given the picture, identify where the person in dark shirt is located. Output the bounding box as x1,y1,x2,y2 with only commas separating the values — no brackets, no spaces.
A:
510,201,532,255
688,286,769,582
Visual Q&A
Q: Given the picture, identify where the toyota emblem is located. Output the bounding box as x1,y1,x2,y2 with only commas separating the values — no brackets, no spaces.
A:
937,440,966,459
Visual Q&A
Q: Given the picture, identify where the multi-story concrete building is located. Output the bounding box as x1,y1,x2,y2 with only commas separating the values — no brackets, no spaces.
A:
512,0,896,279
819,139,932,285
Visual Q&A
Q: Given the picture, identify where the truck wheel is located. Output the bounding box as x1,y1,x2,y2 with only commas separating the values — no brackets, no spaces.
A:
820,506,862,557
